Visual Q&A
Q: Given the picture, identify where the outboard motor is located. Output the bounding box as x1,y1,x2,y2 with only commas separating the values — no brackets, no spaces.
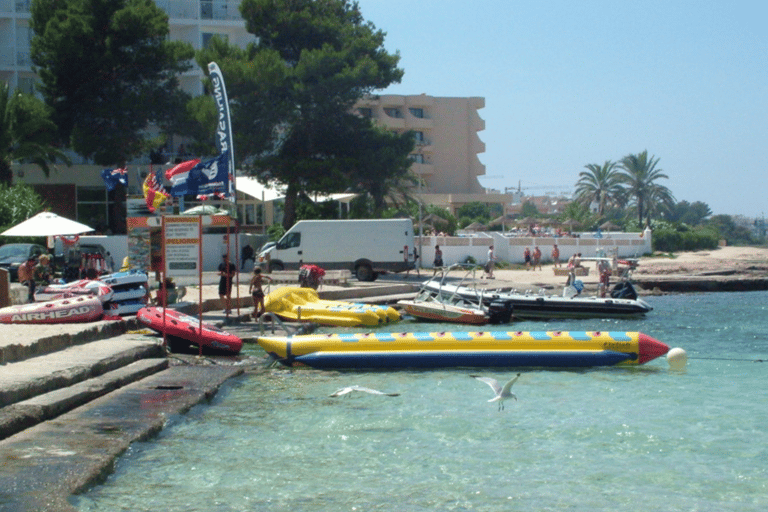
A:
611,281,638,300
487,300,513,324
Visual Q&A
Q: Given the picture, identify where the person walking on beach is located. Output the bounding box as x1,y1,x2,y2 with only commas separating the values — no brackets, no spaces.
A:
218,254,236,314
433,244,444,268
249,267,272,318
533,246,542,271
523,247,531,270
405,246,420,278
17,256,37,303
483,245,496,279
552,244,560,268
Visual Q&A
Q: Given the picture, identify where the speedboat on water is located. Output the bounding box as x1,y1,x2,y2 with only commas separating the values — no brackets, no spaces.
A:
420,261,651,320
397,264,512,325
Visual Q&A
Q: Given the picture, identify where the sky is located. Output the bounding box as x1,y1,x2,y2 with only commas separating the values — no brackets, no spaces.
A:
356,0,768,218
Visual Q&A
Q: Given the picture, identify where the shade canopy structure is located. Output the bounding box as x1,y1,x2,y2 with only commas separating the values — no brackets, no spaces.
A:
600,221,621,231
1,211,95,237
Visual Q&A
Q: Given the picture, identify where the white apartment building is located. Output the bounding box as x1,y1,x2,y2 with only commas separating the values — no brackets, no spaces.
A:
1,0,254,95
3,1,501,229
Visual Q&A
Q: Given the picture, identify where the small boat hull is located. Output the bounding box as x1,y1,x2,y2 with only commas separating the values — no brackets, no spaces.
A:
257,330,669,370
0,296,104,324
137,306,242,355
423,282,652,320
397,300,488,325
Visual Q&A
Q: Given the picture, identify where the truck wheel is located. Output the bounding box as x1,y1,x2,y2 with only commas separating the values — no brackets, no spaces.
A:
270,261,284,272
356,264,375,282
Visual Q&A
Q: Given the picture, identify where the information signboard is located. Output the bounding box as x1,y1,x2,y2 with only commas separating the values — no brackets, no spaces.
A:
163,216,201,276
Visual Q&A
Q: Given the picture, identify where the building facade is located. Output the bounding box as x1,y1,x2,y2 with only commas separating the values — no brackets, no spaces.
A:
1,0,254,95
4,1,503,230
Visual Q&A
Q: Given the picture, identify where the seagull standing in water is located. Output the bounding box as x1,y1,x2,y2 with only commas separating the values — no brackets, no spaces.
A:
471,373,521,411
329,385,400,397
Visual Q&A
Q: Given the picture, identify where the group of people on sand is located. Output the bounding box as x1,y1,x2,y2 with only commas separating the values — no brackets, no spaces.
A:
17,254,53,303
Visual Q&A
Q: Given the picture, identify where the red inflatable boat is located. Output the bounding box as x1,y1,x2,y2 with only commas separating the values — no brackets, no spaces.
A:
136,307,242,355
0,296,104,324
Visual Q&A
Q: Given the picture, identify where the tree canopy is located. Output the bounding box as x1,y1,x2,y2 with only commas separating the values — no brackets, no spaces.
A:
196,0,413,228
29,0,194,165
574,161,624,216
0,82,68,185
618,150,675,226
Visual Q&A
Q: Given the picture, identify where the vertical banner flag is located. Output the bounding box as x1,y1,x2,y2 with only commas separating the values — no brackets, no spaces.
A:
143,170,169,213
207,62,236,204
101,167,128,191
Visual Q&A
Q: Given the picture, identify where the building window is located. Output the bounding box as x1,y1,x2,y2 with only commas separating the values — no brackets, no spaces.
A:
413,131,425,144
409,107,425,118
383,108,402,118
358,108,373,118
410,154,426,164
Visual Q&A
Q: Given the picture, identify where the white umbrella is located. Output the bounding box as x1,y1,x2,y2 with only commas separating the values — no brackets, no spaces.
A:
1,211,95,237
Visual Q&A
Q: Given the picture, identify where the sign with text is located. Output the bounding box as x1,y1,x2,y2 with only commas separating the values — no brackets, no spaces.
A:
163,216,201,276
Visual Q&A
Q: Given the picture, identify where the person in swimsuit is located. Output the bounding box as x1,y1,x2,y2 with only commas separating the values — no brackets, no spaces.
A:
249,267,272,318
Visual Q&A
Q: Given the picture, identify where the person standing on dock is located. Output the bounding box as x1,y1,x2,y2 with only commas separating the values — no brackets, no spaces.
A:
483,245,496,279
218,254,236,314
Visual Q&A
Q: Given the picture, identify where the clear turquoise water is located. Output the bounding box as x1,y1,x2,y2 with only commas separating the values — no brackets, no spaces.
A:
74,291,768,511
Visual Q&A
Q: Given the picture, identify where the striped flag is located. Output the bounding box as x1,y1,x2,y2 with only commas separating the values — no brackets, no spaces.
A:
165,158,200,197
142,170,169,213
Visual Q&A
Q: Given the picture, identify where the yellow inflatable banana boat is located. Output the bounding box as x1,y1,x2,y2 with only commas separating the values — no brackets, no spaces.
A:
256,330,670,370
264,287,400,327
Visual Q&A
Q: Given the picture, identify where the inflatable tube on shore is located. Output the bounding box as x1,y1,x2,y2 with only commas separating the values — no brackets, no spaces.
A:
35,280,113,303
0,296,104,324
264,287,400,327
137,306,242,355
256,331,669,370
104,299,147,316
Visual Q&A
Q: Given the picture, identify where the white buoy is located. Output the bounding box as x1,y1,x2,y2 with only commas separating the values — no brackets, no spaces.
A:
667,347,688,370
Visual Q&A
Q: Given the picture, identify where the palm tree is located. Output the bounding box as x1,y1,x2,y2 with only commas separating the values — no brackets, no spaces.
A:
618,151,674,226
0,82,69,185
574,160,623,216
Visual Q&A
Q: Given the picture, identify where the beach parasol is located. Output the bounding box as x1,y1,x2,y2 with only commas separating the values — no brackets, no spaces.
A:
599,221,621,231
182,205,230,216
464,221,488,231
1,211,95,237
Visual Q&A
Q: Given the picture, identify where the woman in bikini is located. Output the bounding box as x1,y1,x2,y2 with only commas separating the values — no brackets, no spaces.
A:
249,267,272,318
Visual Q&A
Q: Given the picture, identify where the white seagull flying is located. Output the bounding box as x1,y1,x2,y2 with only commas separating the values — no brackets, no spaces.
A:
330,385,400,397
471,373,521,411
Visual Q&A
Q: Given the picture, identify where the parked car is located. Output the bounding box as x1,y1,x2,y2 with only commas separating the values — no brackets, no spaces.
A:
0,243,48,282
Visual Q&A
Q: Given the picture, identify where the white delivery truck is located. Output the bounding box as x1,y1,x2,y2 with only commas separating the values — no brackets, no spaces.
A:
263,219,415,281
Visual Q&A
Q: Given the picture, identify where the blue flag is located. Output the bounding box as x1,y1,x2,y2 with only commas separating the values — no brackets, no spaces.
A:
189,151,230,198
101,167,128,191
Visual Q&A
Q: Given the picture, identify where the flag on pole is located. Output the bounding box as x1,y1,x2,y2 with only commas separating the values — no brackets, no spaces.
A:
165,158,201,197
100,167,128,191
208,62,236,203
142,170,169,213
190,151,229,198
